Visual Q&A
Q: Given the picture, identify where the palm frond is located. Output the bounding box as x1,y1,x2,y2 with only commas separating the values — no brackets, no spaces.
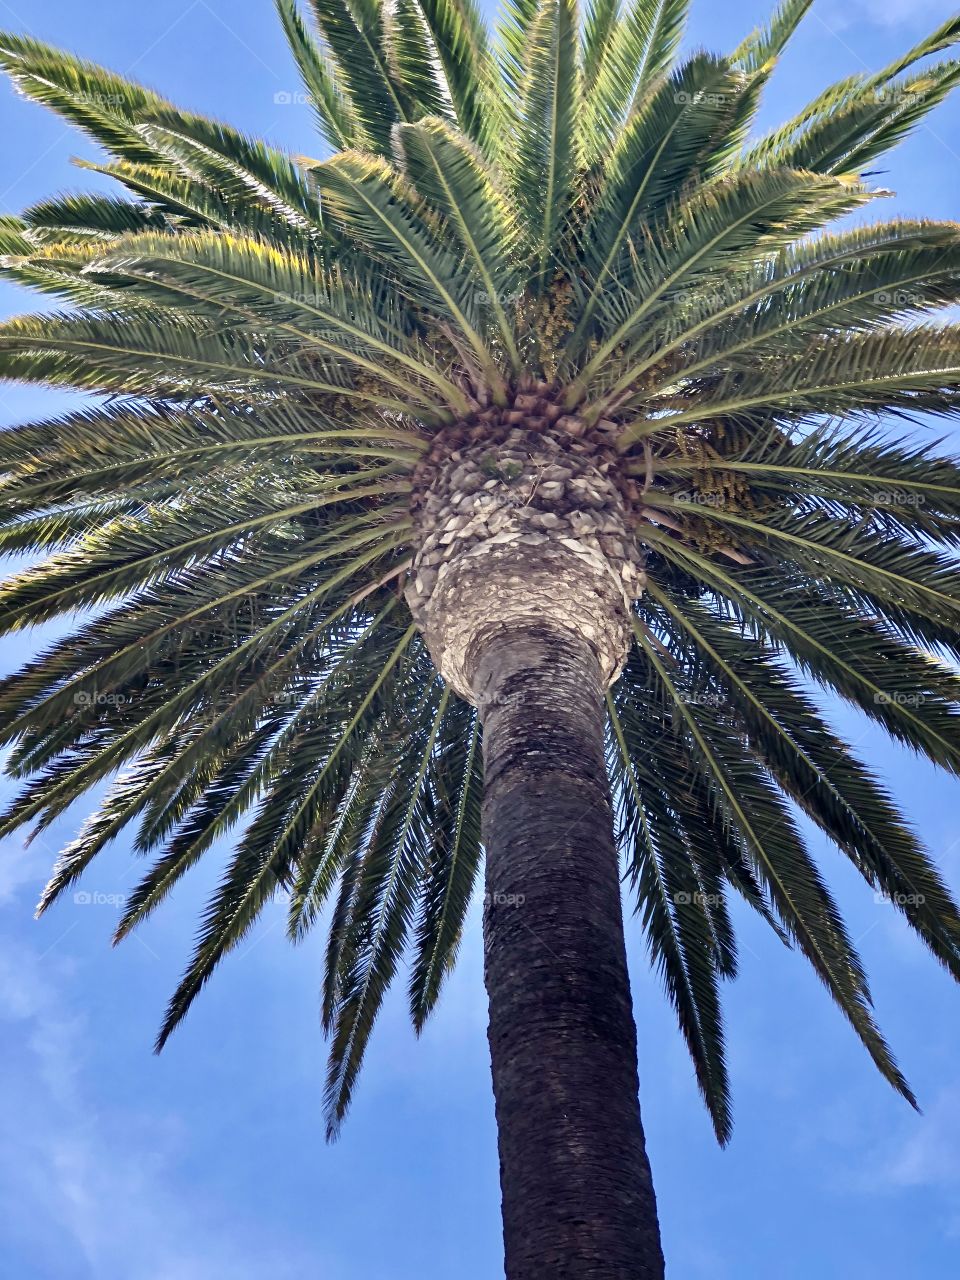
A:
509,0,580,289
3,0,960,1146
580,0,689,166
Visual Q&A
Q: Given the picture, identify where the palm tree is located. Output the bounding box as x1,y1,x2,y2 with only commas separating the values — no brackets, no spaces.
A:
3,0,960,1274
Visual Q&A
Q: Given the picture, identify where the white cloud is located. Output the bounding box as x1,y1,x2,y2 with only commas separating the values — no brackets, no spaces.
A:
880,1088,960,1190
821,0,952,32
0,828,50,907
830,1084,960,1239
0,942,333,1280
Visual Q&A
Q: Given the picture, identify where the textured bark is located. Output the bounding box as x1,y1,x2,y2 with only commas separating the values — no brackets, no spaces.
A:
405,415,645,700
474,623,664,1280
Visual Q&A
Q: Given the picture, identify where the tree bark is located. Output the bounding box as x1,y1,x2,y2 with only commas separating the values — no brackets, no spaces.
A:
473,621,664,1280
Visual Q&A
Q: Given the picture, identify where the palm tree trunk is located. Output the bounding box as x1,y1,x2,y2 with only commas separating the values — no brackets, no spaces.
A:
473,621,665,1280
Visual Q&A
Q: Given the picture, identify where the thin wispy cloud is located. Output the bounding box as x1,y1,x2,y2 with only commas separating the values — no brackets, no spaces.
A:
823,0,955,32
0,942,331,1280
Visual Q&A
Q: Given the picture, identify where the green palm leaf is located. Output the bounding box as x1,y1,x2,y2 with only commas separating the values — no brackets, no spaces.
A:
3,0,960,1154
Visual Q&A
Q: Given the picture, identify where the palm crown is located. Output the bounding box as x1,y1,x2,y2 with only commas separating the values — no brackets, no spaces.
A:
2,0,960,1144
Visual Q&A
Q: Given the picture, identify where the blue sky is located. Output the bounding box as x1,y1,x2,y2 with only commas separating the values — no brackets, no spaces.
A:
1,1,960,1277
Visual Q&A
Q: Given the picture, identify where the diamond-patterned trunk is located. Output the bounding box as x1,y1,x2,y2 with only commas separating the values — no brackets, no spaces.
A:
405,395,646,703
406,392,664,1279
